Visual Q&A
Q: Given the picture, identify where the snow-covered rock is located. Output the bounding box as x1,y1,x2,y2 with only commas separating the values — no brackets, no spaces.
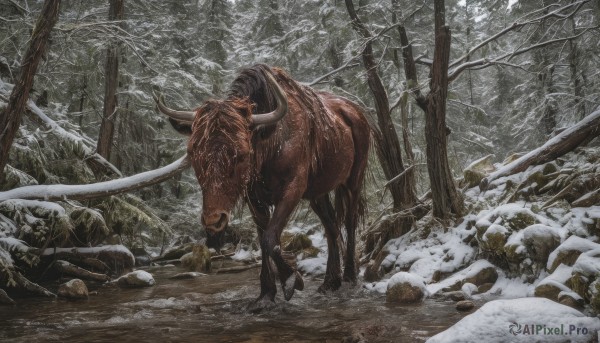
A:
386,272,427,303
547,236,600,273
117,270,155,288
427,260,500,295
534,264,573,301
427,298,600,343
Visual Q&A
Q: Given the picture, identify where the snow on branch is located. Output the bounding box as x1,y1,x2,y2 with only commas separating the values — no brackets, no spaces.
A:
480,107,600,190
449,0,591,69
0,155,191,202
25,100,123,178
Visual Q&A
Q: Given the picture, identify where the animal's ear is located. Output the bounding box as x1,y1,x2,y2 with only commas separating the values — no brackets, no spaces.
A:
168,118,192,136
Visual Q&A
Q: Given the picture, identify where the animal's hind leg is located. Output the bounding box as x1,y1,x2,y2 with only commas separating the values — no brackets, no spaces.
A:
343,135,369,284
310,194,342,292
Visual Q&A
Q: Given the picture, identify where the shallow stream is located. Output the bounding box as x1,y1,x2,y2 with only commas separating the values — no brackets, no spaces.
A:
0,265,469,342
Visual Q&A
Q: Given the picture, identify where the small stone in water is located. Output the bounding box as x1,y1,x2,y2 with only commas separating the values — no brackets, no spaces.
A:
117,270,155,288
443,291,466,302
456,300,475,311
169,272,208,280
58,279,89,300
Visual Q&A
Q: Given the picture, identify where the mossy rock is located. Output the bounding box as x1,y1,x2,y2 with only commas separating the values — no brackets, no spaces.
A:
386,282,425,304
549,250,584,273
463,169,486,189
58,279,88,300
558,292,584,310
464,266,498,287
525,171,549,192
160,242,195,260
504,244,526,265
504,212,536,231
569,272,590,300
589,280,600,313
282,233,313,253
534,283,563,301
180,243,211,272
481,231,507,253
522,226,561,265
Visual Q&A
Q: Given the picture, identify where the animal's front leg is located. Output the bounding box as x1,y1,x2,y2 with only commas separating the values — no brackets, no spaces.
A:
261,187,305,301
247,199,278,313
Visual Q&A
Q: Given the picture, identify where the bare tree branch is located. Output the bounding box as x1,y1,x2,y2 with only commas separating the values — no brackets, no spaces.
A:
448,26,599,82
307,61,360,86
449,0,591,68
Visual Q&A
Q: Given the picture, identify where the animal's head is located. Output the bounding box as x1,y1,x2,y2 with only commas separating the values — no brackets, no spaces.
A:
153,70,287,244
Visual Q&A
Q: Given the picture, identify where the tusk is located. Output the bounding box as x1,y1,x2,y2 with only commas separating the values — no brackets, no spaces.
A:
152,90,195,124
250,71,289,126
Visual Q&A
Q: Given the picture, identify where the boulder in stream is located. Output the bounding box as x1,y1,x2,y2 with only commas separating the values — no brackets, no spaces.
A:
386,272,427,304
57,279,88,300
117,270,155,288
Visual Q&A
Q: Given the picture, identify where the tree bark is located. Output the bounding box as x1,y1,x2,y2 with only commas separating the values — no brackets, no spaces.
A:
345,0,417,212
425,0,464,218
0,0,61,180
481,107,600,189
96,0,124,160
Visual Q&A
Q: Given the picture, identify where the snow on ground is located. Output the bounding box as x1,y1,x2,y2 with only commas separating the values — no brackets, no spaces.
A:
426,259,501,295
381,215,478,283
547,236,600,270
427,298,600,343
289,223,329,276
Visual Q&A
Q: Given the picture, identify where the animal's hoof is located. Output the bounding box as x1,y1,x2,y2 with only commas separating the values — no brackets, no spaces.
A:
294,271,304,291
317,278,341,294
282,271,304,301
247,297,276,314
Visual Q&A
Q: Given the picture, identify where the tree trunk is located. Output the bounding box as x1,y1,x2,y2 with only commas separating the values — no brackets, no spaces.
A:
0,0,61,180
569,17,585,120
426,0,464,219
345,0,417,212
96,0,124,160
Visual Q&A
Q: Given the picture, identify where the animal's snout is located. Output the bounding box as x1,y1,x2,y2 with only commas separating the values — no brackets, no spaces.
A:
202,211,229,234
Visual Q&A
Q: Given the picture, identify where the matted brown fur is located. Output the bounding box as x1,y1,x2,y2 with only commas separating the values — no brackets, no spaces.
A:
169,64,371,310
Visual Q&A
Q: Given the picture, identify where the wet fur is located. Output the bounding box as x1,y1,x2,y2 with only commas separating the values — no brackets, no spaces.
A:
175,64,371,310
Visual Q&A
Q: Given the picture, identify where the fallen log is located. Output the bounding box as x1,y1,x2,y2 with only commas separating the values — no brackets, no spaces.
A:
214,263,261,274
480,107,600,190
42,245,135,275
54,260,110,282
0,155,190,202
12,272,56,298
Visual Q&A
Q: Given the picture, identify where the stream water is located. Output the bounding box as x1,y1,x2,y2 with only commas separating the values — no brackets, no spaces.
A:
0,264,469,342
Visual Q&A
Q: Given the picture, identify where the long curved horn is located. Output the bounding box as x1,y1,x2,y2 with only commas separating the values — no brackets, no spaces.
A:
251,71,289,126
152,91,195,124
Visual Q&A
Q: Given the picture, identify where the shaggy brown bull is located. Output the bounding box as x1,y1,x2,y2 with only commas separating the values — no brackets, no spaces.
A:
155,64,370,312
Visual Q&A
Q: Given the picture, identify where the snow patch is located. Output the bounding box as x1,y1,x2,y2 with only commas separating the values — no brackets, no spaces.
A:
427,298,600,343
